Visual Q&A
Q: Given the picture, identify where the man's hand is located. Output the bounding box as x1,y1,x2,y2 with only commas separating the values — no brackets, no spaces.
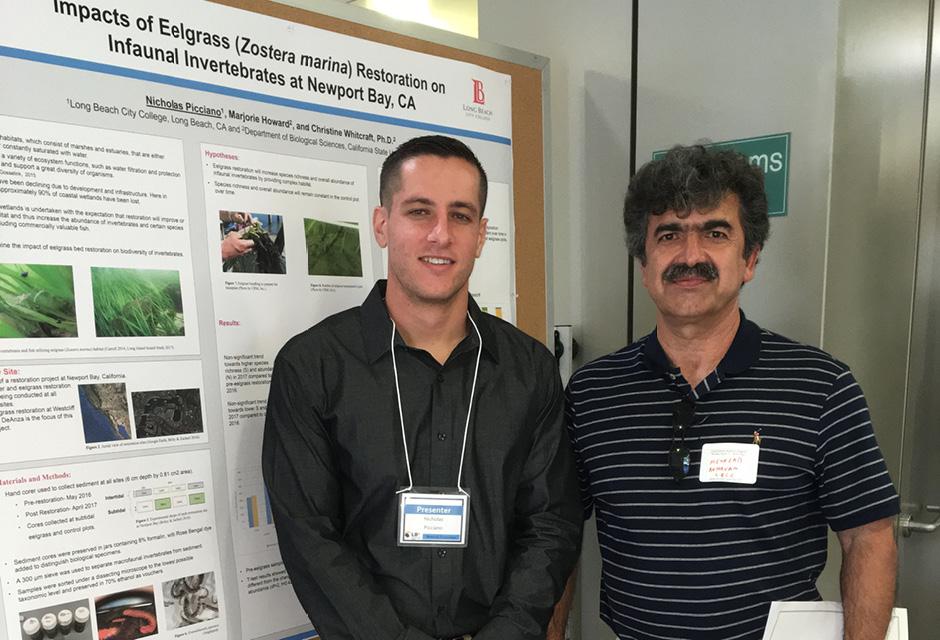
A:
220,211,253,225
546,571,576,640
837,517,897,640
221,231,254,260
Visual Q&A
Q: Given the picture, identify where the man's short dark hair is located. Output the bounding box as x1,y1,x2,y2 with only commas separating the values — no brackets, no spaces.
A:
623,144,769,264
379,135,488,214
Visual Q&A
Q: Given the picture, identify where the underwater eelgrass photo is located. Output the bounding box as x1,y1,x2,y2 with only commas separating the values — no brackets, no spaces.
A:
304,218,363,277
0,263,77,338
91,267,184,337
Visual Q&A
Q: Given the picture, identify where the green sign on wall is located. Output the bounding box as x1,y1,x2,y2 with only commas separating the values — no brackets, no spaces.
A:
653,132,791,217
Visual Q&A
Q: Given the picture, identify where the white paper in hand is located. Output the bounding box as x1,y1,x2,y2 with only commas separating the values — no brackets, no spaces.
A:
761,601,907,640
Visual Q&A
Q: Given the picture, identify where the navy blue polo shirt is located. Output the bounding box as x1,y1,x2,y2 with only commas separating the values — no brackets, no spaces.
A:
566,314,899,640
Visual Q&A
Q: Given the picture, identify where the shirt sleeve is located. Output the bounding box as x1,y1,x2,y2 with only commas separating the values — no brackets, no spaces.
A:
262,345,436,640
473,353,583,640
565,377,595,521
814,367,900,532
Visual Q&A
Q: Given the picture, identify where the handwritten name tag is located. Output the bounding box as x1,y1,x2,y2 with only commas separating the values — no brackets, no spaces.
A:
699,443,760,484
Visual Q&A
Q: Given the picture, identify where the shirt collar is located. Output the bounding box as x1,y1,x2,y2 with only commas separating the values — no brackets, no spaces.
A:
361,280,499,364
642,309,761,377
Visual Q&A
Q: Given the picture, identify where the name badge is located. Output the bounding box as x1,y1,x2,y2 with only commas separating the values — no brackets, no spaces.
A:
699,443,760,484
397,490,469,547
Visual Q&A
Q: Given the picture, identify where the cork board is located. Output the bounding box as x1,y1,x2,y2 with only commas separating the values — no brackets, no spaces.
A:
212,0,548,343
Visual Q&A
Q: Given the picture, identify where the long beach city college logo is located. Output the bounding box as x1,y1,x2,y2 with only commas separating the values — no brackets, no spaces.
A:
472,79,485,105
464,79,494,121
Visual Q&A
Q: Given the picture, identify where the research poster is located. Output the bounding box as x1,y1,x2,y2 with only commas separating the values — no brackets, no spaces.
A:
0,1,516,639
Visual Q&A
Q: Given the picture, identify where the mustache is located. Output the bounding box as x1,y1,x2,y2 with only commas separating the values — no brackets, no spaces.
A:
663,262,719,283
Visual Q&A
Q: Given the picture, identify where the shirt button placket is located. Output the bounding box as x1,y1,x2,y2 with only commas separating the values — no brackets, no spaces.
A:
431,369,451,488
430,368,453,620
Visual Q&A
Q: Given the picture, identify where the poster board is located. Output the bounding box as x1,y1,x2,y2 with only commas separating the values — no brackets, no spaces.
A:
0,1,547,639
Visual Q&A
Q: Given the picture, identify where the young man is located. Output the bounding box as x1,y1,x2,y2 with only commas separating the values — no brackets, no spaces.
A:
264,135,581,640
565,145,899,640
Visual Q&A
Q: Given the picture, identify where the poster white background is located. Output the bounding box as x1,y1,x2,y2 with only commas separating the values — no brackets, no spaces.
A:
0,0,512,140
0,360,207,464
0,450,226,640
0,115,199,358
0,1,516,638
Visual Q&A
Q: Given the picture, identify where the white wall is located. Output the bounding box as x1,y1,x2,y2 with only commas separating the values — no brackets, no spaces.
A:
478,0,632,367
633,0,840,347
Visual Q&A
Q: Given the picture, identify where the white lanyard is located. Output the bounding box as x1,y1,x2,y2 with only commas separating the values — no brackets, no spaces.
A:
390,311,483,497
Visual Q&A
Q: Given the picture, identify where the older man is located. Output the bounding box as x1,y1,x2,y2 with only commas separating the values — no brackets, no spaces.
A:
565,145,898,640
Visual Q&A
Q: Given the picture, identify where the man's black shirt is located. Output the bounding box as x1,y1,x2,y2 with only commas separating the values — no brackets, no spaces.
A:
263,281,582,640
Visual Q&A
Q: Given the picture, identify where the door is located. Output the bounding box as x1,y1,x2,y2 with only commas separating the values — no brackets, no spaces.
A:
896,7,940,634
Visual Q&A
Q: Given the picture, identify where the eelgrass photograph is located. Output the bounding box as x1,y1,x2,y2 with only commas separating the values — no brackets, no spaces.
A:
91,267,184,337
132,388,203,438
304,218,363,277
0,263,77,338
79,383,131,443
220,211,286,275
